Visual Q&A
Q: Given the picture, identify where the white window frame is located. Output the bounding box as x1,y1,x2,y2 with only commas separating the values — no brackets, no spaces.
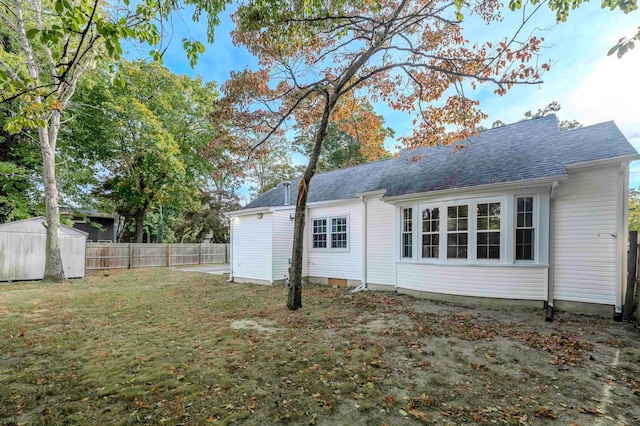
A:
475,200,503,262
401,207,414,259
310,215,350,252
312,218,327,249
514,195,536,262
446,204,470,261
420,205,441,260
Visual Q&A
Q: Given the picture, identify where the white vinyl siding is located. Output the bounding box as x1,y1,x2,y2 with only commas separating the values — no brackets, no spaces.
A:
232,213,273,282
553,166,619,305
397,263,547,300
272,210,295,282
307,202,362,280
366,196,396,286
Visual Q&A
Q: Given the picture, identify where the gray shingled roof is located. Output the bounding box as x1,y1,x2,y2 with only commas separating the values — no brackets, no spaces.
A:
243,115,637,209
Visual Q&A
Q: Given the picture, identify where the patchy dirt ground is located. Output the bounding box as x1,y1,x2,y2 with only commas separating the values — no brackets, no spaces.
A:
1,269,640,425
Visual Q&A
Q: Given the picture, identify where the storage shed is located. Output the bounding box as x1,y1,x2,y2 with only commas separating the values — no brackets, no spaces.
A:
0,217,87,281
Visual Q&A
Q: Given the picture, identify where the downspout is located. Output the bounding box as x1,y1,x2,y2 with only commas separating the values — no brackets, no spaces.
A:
226,216,234,283
615,162,630,321
546,181,559,321
351,196,368,293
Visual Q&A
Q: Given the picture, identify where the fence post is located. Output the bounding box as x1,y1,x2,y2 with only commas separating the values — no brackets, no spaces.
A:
128,243,133,269
199,243,202,265
624,231,638,320
167,243,171,267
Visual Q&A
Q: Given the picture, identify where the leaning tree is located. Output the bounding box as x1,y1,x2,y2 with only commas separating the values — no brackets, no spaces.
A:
218,0,552,309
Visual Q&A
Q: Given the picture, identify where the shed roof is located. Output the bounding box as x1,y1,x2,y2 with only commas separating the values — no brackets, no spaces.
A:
0,217,88,236
243,115,638,209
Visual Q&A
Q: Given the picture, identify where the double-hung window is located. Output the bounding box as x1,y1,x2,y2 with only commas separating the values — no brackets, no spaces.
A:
331,217,348,249
402,207,413,258
447,205,468,259
312,218,327,248
312,216,348,250
421,207,439,259
476,202,501,260
515,197,534,260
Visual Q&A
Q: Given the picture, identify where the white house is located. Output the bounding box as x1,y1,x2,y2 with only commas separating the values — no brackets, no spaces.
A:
227,115,639,318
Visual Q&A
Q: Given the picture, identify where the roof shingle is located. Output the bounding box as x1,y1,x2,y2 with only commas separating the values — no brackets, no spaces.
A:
243,115,637,209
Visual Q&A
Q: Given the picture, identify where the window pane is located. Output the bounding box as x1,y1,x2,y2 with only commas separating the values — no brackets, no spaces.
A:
489,246,500,259
489,217,500,230
477,232,487,245
525,213,533,228
477,203,488,216
458,219,467,231
459,205,468,217
477,218,488,230
478,246,487,259
489,232,500,245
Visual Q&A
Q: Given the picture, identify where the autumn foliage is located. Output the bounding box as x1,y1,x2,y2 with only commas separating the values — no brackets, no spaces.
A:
219,0,550,309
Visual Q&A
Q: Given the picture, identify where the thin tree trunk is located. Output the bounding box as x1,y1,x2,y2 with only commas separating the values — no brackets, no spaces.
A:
40,118,64,282
288,96,336,310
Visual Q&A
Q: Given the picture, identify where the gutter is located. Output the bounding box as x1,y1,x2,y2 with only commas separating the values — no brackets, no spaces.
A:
546,180,559,321
615,162,630,321
382,176,566,205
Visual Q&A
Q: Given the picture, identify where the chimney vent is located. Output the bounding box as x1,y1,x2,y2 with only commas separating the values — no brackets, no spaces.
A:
283,181,291,206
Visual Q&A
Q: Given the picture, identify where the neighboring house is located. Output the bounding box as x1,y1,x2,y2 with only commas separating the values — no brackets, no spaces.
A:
227,115,639,317
61,208,117,242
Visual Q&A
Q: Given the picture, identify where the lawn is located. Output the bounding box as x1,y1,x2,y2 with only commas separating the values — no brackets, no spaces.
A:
1,268,640,425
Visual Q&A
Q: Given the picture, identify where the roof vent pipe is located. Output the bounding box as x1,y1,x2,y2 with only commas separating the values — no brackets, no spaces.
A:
283,181,291,206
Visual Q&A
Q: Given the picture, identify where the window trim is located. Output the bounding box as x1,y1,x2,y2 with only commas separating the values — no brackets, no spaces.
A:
310,215,350,252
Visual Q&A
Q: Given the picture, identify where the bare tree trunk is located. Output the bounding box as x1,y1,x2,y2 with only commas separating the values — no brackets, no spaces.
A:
40,117,65,282
288,96,336,310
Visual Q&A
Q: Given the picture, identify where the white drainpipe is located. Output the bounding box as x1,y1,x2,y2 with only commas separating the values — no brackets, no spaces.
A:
546,181,558,321
226,217,234,283
351,195,368,293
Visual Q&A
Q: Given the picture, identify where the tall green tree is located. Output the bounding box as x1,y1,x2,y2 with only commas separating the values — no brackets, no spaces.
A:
0,0,228,281
64,60,221,243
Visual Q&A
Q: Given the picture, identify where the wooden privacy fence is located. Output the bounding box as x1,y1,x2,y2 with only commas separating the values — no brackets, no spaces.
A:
625,231,640,321
86,243,229,271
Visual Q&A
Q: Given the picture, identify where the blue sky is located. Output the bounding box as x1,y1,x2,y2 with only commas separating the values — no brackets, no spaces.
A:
128,2,640,197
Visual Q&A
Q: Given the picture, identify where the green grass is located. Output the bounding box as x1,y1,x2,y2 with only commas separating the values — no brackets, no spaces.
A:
1,268,640,425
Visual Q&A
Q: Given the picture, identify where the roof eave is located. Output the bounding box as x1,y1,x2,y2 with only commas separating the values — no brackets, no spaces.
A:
564,154,640,171
226,206,271,218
